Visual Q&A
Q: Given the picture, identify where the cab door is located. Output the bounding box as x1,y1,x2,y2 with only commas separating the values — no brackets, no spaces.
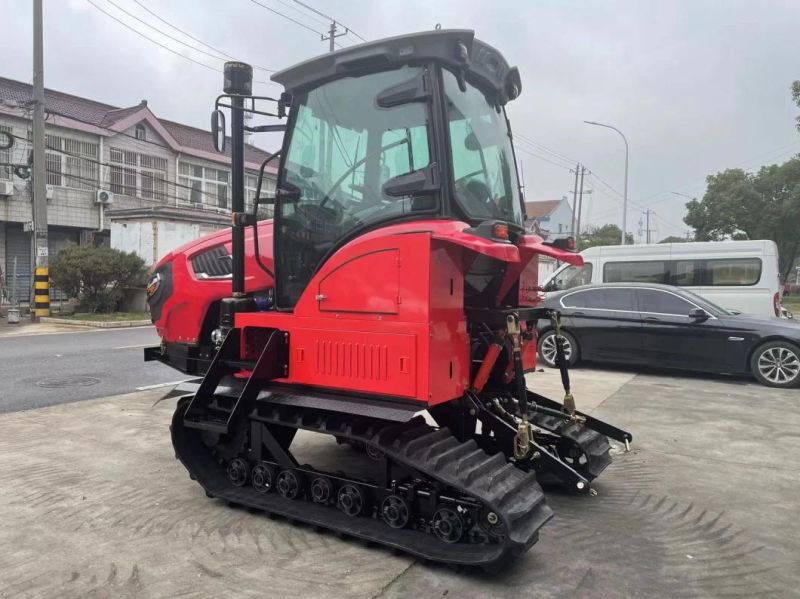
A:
558,287,643,362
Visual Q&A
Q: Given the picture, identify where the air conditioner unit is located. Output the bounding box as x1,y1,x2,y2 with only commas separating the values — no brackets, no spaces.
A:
96,189,114,204
0,181,13,196
46,184,54,200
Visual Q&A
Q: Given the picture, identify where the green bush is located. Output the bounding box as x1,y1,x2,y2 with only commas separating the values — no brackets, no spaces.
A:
50,244,146,313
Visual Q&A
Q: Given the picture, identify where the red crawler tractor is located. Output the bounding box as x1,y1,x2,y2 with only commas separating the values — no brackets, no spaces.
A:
145,29,631,568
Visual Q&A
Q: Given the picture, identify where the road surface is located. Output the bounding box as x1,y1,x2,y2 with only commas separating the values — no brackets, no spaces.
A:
0,326,185,413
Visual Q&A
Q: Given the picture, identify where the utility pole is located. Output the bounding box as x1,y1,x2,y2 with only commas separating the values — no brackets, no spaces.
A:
575,166,586,245
641,209,655,244
570,163,580,236
31,0,49,320
321,20,348,53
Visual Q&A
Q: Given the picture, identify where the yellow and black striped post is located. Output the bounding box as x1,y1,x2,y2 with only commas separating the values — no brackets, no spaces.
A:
33,267,50,318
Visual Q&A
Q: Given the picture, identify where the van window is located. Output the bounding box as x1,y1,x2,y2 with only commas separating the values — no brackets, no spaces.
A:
604,261,667,284
674,260,698,286
547,263,593,291
562,288,635,311
708,258,761,286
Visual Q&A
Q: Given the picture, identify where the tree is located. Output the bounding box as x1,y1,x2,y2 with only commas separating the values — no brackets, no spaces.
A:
659,236,689,243
51,244,146,313
578,224,634,250
684,158,800,280
793,80,800,132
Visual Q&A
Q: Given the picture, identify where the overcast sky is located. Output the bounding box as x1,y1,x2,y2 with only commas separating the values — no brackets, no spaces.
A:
2,0,799,239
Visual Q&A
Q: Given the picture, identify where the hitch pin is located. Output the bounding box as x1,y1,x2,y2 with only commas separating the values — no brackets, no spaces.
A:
625,438,630,452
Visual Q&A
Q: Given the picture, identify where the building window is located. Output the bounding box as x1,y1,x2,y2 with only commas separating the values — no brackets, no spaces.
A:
135,124,146,141
110,147,167,200
178,162,232,208
44,134,99,190
0,125,12,180
46,152,62,186
246,173,276,216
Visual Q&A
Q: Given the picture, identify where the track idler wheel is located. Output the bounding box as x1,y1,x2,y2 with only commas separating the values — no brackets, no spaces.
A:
337,484,366,516
381,495,410,529
251,463,276,494
366,444,385,461
432,507,464,544
276,469,304,500
310,476,334,504
226,458,249,487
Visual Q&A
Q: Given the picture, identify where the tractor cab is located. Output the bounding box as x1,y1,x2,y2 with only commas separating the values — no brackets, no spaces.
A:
268,30,525,308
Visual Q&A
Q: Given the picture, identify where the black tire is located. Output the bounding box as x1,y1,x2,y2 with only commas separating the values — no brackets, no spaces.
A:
537,329,579,369
750,340,800,388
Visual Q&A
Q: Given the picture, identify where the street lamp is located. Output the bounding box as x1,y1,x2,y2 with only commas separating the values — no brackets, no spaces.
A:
584,120,629,245
670,191,694,201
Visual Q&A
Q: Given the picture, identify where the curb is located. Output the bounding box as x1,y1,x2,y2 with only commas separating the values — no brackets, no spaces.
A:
40,317,152,329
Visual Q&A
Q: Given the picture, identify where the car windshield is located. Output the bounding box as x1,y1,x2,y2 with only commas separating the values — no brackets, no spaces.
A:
546,264,593,291
443,69,524,228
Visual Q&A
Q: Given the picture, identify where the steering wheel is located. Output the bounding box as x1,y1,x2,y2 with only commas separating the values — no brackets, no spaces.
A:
455,173,503,218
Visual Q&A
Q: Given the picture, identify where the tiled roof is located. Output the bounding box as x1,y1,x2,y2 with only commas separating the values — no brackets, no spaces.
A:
161,119,272,164
0,76,272,164
525,199,563,220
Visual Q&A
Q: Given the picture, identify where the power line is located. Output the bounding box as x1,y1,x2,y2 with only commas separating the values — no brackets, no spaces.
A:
84,0,277,87
291,0,368,42
514,145,573,171
248,0,323,37
105,0,231,63
639,139,800,209
514,138,574,169
272,0,328,26
515,133,579,167
130,0,275,72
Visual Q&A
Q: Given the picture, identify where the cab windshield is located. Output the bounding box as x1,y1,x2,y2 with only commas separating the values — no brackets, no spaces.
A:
443,69,524,228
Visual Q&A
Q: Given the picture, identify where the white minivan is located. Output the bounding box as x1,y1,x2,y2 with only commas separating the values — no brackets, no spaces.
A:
543,240,785,318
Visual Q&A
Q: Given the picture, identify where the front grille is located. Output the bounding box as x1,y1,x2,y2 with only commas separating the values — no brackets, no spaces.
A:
192,246,232,278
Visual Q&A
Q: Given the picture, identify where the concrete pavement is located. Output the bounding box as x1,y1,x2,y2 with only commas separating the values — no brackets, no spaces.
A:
0,368,797,598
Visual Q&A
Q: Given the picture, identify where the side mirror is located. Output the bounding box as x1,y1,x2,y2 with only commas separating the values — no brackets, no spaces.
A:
211,109,226,153
689,308,709,322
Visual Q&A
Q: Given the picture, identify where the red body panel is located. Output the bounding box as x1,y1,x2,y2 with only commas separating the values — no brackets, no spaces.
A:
236,230,470,405
153,219,581,402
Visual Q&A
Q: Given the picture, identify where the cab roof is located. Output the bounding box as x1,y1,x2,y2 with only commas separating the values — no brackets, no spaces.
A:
271,29,521,105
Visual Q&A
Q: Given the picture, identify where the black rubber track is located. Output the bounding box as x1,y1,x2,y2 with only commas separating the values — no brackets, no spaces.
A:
171,398,553,568
531,413,612,481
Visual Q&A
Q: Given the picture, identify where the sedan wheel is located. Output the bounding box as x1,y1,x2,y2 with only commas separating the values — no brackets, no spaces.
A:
538,331,578,368
751,342,800,388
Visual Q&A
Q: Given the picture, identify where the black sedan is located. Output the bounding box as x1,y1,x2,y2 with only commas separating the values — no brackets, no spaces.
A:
537,283,800,388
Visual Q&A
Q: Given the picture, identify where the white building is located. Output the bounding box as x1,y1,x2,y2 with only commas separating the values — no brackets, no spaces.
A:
525,198,573,238
0,76,277,303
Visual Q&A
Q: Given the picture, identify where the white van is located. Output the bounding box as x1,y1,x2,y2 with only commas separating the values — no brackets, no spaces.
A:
543,240,785,318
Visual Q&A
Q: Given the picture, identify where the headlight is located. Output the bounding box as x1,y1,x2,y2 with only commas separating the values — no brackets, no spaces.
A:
146,273,161,299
